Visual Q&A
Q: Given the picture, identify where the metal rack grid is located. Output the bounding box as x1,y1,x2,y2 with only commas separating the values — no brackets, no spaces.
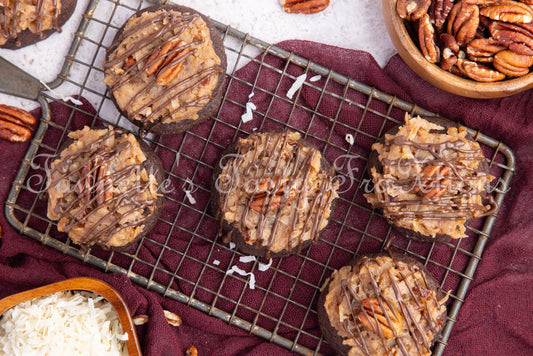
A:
3,0,515,355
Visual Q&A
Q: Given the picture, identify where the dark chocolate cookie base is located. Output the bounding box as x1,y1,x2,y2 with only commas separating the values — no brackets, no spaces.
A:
105,4,227,136
211,131,337,258
317,252,447,356
1,0,77,49
366,116,490,243
53,130,165,252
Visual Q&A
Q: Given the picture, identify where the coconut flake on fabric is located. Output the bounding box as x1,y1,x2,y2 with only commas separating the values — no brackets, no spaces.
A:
345,133,355,146
241,101,256,123
239,255,256,263
286,73,307,99
258,258,273,272
226,265,256,289
183,178,197,205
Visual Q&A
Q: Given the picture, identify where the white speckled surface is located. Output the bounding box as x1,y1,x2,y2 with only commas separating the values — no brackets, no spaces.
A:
0,0,396,111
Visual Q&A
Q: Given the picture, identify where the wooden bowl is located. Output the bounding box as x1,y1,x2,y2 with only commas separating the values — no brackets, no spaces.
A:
381,0,533,99
0,277,142,356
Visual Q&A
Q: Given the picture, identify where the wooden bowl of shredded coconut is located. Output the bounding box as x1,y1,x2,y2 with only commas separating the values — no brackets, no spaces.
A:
0,277,141,356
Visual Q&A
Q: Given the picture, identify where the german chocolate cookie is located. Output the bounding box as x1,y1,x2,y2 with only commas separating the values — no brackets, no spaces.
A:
0,0,76,49
318,253,448,356
212,130,339,258
103,4,227,135
365,114,497,242
46,126,164,251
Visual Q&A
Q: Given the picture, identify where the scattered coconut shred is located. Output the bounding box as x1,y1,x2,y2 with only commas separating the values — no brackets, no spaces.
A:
0,291,128,356
286,73,307,99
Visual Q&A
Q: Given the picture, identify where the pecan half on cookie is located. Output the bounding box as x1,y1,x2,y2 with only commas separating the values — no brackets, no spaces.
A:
0,0,76,49
212,130,339,258
47,126,164,251
318,253,448,356
365,114,498,242
103,5,227,135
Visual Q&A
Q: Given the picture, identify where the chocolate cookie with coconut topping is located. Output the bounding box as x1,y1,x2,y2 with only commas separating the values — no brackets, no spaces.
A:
365,114,498,242
46,126,164,251
318,253,448,356
103,4,227,135
212,130,339,258
0,0,76,49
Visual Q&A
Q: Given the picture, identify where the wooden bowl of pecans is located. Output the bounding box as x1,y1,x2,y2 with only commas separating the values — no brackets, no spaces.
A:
382,0,533,98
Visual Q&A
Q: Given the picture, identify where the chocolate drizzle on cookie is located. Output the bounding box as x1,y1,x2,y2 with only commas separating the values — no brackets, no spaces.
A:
338,255,447,356
47,128,159,250
1,0,61,46
104,10,224,133
374,134,498,221
364,116,500,240
217,131,338,257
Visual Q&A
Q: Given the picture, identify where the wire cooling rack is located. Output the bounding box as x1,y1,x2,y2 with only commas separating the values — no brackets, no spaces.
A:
3,0,515,355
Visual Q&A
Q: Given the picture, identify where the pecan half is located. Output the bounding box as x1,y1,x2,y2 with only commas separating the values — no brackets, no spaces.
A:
493,49,533,76
357,298,403,338
479,1,533,24
156,46,192,86
79,155,113,207
249,176,296,212
146,38,191,85
413,165,454,199
419,14,440,63
447,2,480,47
490,21,533,56
456,58,506,81
96,163,113,204
280,0,330,14
441,33,460,53
397,0,431,21
466,38,506,62
433,0,455,29
0,104,36,143
440,33,460,69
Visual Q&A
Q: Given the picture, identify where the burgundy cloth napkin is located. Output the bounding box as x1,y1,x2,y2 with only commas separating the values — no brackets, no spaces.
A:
1,40,532,356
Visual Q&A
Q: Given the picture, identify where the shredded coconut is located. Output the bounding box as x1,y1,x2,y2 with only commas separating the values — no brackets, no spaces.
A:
239,255,256,263
0,291,127,356
213,259,220,266
229,242,236,250
226,265,256,290
309,74,322,82
39,80,83,106
241,101,256,123
183,179,197,205
258,258,273,272
286,73,307,99
345,133,355,146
